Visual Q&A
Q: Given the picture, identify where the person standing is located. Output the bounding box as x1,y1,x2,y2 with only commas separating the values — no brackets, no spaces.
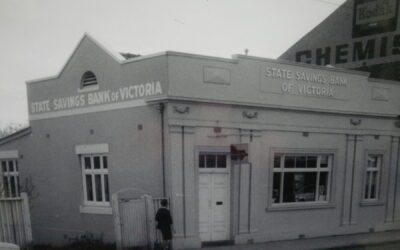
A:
155,199,174,250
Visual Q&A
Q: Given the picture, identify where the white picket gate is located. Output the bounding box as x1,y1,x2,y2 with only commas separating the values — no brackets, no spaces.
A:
112,192,169,250
0,193,32,248
120,198,149,247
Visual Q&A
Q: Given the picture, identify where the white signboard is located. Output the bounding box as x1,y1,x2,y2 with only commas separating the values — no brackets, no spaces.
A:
30,81,162,114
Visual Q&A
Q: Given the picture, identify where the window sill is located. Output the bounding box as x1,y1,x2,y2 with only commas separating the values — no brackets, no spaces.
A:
79,205,112,215
266,202,335,212
359,201,384,207
77,85,99,93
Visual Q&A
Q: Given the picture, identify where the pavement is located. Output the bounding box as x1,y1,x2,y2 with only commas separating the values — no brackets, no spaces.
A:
193,230,400,250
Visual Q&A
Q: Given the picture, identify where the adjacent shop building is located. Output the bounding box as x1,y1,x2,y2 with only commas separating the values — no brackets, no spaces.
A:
280,0,400,82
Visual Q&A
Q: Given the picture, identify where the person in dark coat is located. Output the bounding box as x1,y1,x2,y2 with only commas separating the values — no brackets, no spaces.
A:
155,199,174,249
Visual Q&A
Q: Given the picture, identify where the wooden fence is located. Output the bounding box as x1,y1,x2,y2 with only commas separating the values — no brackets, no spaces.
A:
0,193,32,248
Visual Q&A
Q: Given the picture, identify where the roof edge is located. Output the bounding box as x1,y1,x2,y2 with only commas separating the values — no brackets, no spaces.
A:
0,127,31,146
25,46,242,85
165,51,239,63
368,77,400,86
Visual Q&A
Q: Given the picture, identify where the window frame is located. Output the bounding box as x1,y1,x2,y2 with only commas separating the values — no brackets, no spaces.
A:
80,154,110,207
1,159,20,198
362,152,383,203
198,152,229,173
268,148,336,210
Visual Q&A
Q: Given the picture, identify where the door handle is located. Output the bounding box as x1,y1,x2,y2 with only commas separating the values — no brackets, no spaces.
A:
216,201,223,205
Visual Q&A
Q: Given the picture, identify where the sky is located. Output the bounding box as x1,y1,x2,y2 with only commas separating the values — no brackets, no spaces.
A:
0,0,346,129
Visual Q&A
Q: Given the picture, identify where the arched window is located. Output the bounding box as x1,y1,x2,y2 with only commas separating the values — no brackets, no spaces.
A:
81,71,97,87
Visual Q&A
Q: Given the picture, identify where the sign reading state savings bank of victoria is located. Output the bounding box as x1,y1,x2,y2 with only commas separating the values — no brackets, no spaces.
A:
29,81,163,120
261,64,348,99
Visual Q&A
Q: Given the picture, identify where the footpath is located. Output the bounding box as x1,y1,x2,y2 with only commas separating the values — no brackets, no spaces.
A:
192,230,400,250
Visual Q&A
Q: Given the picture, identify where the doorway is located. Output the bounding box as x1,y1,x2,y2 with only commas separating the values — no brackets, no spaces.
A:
198,152,230,242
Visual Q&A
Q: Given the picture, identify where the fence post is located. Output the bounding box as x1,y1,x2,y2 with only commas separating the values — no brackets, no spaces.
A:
143,195,155,250
112,193,122,250
20,193,33,244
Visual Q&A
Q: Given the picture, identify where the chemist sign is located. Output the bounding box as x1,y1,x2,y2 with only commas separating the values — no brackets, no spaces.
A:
261,65,348,99
30,81,163,116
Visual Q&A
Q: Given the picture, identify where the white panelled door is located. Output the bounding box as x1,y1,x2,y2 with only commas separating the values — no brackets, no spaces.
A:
198,153,230,242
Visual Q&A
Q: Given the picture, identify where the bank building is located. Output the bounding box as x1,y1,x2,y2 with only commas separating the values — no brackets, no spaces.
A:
1,1,400,249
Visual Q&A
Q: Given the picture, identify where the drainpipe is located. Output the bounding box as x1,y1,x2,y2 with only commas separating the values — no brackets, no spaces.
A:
159,103,166,197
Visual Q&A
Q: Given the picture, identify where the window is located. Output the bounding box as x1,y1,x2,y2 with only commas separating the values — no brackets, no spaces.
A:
1,159,20,198
272,154,332,204
364,154,382,201
81,155,110,206
199,153,227,168
81,71,97,87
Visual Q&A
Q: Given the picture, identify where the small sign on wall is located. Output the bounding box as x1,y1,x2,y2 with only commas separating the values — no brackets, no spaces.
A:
230,143,249,163
372,87,389,101
352,0,399,38
203,66,231,84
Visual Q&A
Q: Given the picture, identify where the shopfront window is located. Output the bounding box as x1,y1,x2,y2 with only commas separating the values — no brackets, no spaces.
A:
364,154,382,201
272,154,332,204
1,159,20,198
81,155,110,206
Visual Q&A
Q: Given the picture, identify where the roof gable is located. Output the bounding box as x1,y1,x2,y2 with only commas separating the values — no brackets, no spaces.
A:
27,33,125,84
